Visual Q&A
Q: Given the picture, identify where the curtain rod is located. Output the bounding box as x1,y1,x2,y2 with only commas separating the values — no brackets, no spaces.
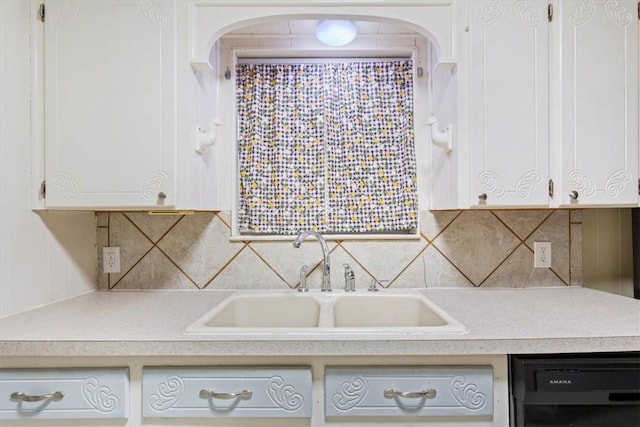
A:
238,57,412,64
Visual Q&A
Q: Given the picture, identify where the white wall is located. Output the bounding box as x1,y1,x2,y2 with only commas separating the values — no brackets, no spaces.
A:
582,209,635,298
0,1,96,318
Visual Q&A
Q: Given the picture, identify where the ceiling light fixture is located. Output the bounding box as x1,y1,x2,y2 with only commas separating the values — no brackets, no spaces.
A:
315,20,358,47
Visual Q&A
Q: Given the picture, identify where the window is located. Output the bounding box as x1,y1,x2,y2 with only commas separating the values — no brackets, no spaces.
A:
236,60,417,235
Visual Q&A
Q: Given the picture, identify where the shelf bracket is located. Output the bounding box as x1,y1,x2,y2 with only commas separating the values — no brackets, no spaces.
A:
195,117,222,154
425,117,453,152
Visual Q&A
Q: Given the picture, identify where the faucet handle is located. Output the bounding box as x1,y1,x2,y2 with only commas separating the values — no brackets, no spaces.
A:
368,278,389,292
298,265,309,292
343,263,355,292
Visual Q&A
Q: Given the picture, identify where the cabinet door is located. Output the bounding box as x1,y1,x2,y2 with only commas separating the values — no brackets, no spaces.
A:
469,1,549,207
558,0,639,206
44,0,177,208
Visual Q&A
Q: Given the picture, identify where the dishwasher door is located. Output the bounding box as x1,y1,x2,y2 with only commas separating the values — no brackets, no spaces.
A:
509,352,640,427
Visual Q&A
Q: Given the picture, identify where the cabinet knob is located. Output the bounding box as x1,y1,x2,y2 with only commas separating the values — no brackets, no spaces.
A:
478,193,487,202
569,191,579,200
157,192,167,205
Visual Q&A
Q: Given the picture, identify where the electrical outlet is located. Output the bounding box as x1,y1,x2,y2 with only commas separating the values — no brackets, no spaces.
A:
534,241,552,268
103,247,121,273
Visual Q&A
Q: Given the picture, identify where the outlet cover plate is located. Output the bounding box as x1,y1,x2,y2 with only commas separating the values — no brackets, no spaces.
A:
534,241,551,268
103,247,121,273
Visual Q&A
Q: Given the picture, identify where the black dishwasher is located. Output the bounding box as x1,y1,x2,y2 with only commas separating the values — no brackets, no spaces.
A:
510,352,640,427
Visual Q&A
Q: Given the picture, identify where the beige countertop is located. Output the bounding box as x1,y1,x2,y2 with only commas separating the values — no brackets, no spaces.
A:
0,287,638,357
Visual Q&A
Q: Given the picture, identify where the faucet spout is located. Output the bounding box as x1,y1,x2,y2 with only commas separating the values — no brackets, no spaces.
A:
293,230,331,292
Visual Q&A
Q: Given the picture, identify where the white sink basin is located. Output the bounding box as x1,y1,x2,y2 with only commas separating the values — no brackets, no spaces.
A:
184,289,466,335
332,294,448,327
186,292,321,330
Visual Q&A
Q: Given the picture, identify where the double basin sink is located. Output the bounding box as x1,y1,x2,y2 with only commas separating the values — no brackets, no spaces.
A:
185,289,467,335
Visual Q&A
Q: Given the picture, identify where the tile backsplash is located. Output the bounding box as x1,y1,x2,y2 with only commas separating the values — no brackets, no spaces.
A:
97,210,582,290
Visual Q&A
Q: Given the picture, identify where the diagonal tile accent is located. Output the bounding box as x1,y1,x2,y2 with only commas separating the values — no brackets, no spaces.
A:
525,210,570,284
434,211,520,285
206,247,289,289
306,246,374,291
420,210,460,241
158,213,244,287
483,244,565,288
493,210,552,240
113,247,197,290
108,213,153,287
216,211,231,228
251,240,338,287
125,212,182,243
392,245,474,288
341,237,428,283
97,209,581,291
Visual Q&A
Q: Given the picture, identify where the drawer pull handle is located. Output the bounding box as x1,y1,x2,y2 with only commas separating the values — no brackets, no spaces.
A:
384,388,436,399
199,389,253,400
10,391,64,402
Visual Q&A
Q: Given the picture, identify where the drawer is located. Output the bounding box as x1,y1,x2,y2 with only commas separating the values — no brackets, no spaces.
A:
143,366,312,418
0,368,129,420
325,366,493,418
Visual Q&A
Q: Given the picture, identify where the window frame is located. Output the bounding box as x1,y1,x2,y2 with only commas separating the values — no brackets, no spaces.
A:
228,48,424,241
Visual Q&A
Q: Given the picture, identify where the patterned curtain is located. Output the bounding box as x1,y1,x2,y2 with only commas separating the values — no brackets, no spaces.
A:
237,60,417,235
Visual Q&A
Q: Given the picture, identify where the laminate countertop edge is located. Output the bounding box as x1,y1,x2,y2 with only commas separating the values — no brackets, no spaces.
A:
1,287,638,357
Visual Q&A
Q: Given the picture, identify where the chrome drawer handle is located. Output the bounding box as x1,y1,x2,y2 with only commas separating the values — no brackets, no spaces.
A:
384,388,436,399
199,389,252,400
10,391,64,402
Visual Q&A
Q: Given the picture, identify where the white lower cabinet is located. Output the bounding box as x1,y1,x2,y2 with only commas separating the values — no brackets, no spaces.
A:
142,366,313,419
0,356,508,426
325,366,493,418
0,368,129,421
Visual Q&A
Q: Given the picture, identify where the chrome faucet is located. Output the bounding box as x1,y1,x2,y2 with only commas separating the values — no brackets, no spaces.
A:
343,263,355,292
293,230,331,292
298,265,309,292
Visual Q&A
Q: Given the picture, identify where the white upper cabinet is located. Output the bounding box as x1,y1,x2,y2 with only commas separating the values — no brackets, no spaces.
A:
432,0,638,209
35,0,638,210
552,0,639,207
469,0,549,207
43,0,177,209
